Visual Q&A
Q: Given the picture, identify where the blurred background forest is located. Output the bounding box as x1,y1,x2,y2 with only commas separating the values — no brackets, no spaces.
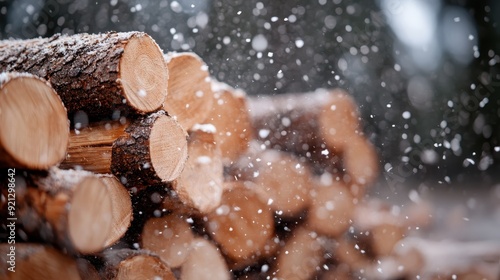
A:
1,0,499,191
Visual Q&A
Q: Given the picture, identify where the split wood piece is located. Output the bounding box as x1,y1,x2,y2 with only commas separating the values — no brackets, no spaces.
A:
140,214,194,268
6,168,131,254
231,146,312,217
180,237,231,280
0,72,69,169
61,119,128,173
248,88,359,171
0,244,81,280
307,179,355,237
204,81,253,164
100,249,175,280
62,111,188,188
166,123,224,213
206,181,275,264
164,52,214,131
0,32,168,117
273,226,328,280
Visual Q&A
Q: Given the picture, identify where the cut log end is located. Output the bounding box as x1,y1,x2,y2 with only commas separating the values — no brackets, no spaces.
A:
114,254,175,280
150,114,188,182
68,176,113,254
164,52,214,130
119,33,168,113
141,214,194,268
0,72,69,169
181,237,231,280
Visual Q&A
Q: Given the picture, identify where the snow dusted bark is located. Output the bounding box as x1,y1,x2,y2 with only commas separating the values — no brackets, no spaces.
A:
0,32,168,117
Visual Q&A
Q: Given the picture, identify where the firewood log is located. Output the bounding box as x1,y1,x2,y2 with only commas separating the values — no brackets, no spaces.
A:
205,182,275,264
248,88,379,197
273,226,328,280
164,123,224,214
180,237,231,280
0,32,168,117
230,146,312,217
0,72,69,169
1,168,131,254
100,248,175,280
140,214,194,268
164,52,214,131
0,244,81,280
61,111,188,189
307,179,354,237
204,81,253,164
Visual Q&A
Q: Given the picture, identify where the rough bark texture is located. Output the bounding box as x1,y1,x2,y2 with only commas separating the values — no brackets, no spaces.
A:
0,244,81,280
0,31,167,117
0,72,69,169
111,110,188,189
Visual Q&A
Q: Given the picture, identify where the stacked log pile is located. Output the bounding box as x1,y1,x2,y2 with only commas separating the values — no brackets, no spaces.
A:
0,31,499,280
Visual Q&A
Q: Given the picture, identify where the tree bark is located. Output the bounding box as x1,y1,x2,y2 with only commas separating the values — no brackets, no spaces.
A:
163,52,214,131
0,32,168,117
0,72,69,170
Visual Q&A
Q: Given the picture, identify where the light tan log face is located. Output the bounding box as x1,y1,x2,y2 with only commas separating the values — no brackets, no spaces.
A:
164,52,214,131
204,82,253,164
181,237,231,280
0,72,69,169
141,214,194,268
206,183,275,262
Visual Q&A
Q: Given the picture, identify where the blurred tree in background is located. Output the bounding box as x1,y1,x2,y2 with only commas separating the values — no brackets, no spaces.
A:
1,0,499,189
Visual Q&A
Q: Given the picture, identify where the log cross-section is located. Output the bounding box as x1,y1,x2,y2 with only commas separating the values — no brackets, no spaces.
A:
0,32,168,117
0,72,69,169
